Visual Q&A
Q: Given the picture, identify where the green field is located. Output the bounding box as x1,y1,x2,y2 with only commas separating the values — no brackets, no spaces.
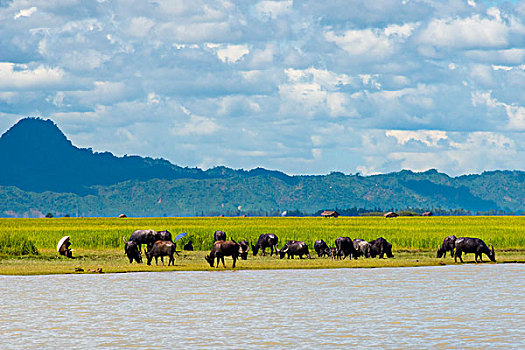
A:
0,216,524,275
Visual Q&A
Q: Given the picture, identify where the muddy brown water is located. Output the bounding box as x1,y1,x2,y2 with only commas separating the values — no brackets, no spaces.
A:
1,264,523,349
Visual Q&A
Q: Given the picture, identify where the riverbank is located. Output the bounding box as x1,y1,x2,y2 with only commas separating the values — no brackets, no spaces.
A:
1,249,524,275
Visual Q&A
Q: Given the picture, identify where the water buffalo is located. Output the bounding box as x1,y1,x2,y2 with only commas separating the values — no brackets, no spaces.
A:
145,240,177,266
454,237,495,263
279,240,311,259
129,229,158,251
157,230,173,242
214,230,227,241
335,237,357,259
353,239,372,258
123,237,142,264
314,239,331,257
183,240,194,251
437,235,456,258
238,240,250,260
369,237,394,258
205,240,241,268
252,233,279,256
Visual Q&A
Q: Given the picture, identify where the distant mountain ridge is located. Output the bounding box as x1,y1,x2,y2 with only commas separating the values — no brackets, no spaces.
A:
0,118,523,217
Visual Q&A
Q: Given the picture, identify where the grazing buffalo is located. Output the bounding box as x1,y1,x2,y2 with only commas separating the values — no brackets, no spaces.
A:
335,237,357,259
279,240,311,259
314,240,331,257
214,230,227,241
252,234,279,256
205,240,241,268
353,239,372,258
437,235,457,258
129,229,158,251
238,240,250,260
145,240,177,266
454,237,495,263
123,237,142,264
369,237,394,258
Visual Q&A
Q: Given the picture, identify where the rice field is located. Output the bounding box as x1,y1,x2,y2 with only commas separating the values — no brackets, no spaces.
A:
1,216,524,253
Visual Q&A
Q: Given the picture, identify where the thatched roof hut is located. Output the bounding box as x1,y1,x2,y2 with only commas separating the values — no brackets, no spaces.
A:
321,210,339,218
383,211,398,218
421,211,433,216
118,213,127,218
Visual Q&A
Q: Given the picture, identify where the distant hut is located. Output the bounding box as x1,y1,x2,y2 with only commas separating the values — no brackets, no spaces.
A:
321,210,339,218
421,211,433,216
384,212,399,218
118,214,127,218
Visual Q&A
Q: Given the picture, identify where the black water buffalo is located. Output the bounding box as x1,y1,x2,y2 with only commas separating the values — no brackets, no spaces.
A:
454,237,495,263
238,240,250,260
129,229,158,250
145,240,177,266
437,235,456,258
279,240,311,259
205,240,241,268
369,237,394,258
252,233,279,256
214,230,227,241
157,230,173,242
183,240,194,251
123,237,142,263
353,239,372,258
314,240,331,257
335,237,357,259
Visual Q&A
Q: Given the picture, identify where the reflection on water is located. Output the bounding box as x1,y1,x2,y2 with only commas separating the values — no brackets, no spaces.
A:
1,264,523,349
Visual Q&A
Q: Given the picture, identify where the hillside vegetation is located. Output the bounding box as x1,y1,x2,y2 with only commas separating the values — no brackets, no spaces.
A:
0,118,524,217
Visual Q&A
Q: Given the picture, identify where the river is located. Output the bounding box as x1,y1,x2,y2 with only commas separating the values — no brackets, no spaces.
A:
1,264,523,349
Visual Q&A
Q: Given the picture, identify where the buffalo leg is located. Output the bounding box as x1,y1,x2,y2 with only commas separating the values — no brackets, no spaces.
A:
232,256,236,268
221,256,226,268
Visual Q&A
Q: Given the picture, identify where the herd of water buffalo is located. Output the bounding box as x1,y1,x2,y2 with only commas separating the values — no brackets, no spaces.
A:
122,229,496,268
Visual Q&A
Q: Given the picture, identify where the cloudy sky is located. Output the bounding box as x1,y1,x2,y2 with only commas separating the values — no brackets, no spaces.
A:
1,0,524,176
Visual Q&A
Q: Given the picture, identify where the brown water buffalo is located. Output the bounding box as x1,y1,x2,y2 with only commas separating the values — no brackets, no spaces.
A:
454,237,495,263
205,240,241,268
145,240,177,266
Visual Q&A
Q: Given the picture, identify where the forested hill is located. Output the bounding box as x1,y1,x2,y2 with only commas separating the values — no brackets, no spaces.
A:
0,118,523,217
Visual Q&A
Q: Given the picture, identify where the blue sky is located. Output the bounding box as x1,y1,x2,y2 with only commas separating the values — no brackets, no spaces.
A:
0,0,524,176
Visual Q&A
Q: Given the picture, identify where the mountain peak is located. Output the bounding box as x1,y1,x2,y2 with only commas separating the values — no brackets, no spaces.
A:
0,117,72,150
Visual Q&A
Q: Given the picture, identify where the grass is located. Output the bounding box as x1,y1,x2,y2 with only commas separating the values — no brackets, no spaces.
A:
0,216,523,275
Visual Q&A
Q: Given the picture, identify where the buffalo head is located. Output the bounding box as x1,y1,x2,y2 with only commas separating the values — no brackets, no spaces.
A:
488,244,496,262
204,254,214,267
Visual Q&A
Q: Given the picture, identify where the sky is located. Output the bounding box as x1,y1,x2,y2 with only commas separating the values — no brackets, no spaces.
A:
0,0,524,176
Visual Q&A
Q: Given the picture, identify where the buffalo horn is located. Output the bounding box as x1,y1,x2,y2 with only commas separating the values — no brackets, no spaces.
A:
122,237,127,244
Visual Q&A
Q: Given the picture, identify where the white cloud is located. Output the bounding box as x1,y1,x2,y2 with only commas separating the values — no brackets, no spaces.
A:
0,63,64,90
417,12,523,50
386,130,448,147
172,115,220,136
0,0,524,176
14,7,37,20
216,44,250,63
